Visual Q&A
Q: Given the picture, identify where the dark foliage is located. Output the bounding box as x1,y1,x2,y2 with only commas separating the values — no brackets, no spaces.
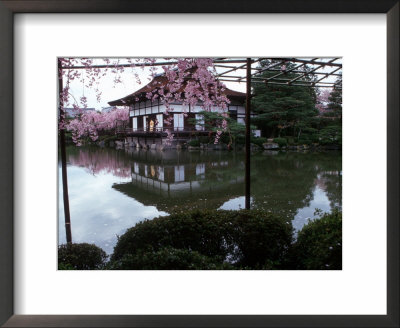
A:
58,243,108,270
108,247,234,270
110,210,294,270
291,211,342,270
188,139,201,147
251,60,318,139
250,136,268,147
273,137,288,147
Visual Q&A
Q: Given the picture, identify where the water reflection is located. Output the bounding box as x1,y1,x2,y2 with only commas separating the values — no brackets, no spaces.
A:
67,147,132,178
114,149,245,212
59,146,342,253
250,151,342,224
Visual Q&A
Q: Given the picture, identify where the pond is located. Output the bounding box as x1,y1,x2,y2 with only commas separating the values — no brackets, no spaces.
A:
58,146,342,254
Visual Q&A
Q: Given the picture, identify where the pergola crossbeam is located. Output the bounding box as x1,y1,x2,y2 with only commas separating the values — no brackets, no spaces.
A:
216,57,341,88
61,57,342,89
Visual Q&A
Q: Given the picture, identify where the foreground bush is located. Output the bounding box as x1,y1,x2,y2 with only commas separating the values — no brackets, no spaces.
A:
109,247,234,270
292,211,342,270
58,243,108,270
110,210,293,270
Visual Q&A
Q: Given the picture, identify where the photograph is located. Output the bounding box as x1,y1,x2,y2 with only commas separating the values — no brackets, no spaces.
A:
1,0,397,324
57,57,342,270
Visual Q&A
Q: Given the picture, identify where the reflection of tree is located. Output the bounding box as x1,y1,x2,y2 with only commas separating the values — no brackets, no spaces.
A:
113,181,245,213
322,171,342,210
308,152,342,210
251,152,342,219
66,146,132,178
65,146,342,217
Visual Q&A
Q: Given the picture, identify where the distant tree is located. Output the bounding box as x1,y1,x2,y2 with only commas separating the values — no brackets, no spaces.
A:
318,79,342,145
315,88,332,114
325,85,342,120
251,60,319,139
190,111,257,149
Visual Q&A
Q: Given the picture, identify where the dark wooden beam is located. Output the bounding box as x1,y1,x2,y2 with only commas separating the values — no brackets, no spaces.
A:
245,58,252,210
58,59,72,244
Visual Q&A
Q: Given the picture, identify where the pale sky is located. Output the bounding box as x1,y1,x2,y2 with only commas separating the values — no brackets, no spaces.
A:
67,59,247,111
66,58,340,111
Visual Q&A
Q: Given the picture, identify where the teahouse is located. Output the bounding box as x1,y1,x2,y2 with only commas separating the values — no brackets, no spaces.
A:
108,74,246,149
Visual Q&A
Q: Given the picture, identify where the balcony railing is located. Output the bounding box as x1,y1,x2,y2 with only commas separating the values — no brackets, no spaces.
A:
116,126,206,135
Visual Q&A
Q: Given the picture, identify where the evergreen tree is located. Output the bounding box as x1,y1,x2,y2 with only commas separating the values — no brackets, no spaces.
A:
325,83,342,120
318,79,342,146
251,60,319,139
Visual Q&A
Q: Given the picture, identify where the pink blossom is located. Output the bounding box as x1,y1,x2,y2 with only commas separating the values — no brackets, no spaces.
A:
59,58,230,144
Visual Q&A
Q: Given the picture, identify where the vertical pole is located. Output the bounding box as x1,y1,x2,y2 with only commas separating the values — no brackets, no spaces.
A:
245,58,251,210
58,59,72,243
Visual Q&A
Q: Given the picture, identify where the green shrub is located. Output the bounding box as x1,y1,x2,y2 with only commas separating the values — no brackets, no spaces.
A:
109,247,234,270
58,262,75,270
319,126,342,145
235,135,245,145
58,243,108,270
198,136,211,144
297,135,312,145
309,134,319,143
250,137,268,147
292,211,342,270
220,134,231,145
283,136,295,145
188,139,200,147
273,137,287,147
110,210,293,270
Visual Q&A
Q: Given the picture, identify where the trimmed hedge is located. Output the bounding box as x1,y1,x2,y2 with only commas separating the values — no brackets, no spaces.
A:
273,137,287,147
188,139,201,147
198,136,211,144
297,136,312,145
108,247,234,270
250,137,268,147
110,210,294,270
58,210,342,270
291,211,342,270
58,243,108,270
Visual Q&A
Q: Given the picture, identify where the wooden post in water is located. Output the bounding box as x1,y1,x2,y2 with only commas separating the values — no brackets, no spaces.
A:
245,58,251,210
58,58,72,243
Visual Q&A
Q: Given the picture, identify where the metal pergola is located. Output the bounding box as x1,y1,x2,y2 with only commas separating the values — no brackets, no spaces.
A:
58,57,342,242
214,57,342,88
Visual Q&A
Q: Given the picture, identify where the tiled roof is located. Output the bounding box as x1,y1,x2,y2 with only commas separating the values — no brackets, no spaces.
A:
108,75,245,106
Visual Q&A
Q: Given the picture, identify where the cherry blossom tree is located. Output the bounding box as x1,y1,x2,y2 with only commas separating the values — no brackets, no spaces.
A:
59,58,230,145
66,107,129,146
316,88,332,113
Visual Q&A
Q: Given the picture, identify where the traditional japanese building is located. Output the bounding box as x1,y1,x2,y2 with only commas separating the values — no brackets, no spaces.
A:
108,74,246,148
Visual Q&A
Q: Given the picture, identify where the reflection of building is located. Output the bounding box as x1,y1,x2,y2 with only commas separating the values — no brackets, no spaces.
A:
129,160,240,195
108,73,247,149
112,151,245,212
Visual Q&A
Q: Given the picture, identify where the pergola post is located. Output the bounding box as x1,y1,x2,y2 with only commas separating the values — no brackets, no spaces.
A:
58,59,72,244
245,58,252,210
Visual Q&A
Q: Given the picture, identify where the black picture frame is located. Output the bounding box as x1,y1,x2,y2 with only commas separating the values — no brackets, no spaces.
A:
0,1,398,327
